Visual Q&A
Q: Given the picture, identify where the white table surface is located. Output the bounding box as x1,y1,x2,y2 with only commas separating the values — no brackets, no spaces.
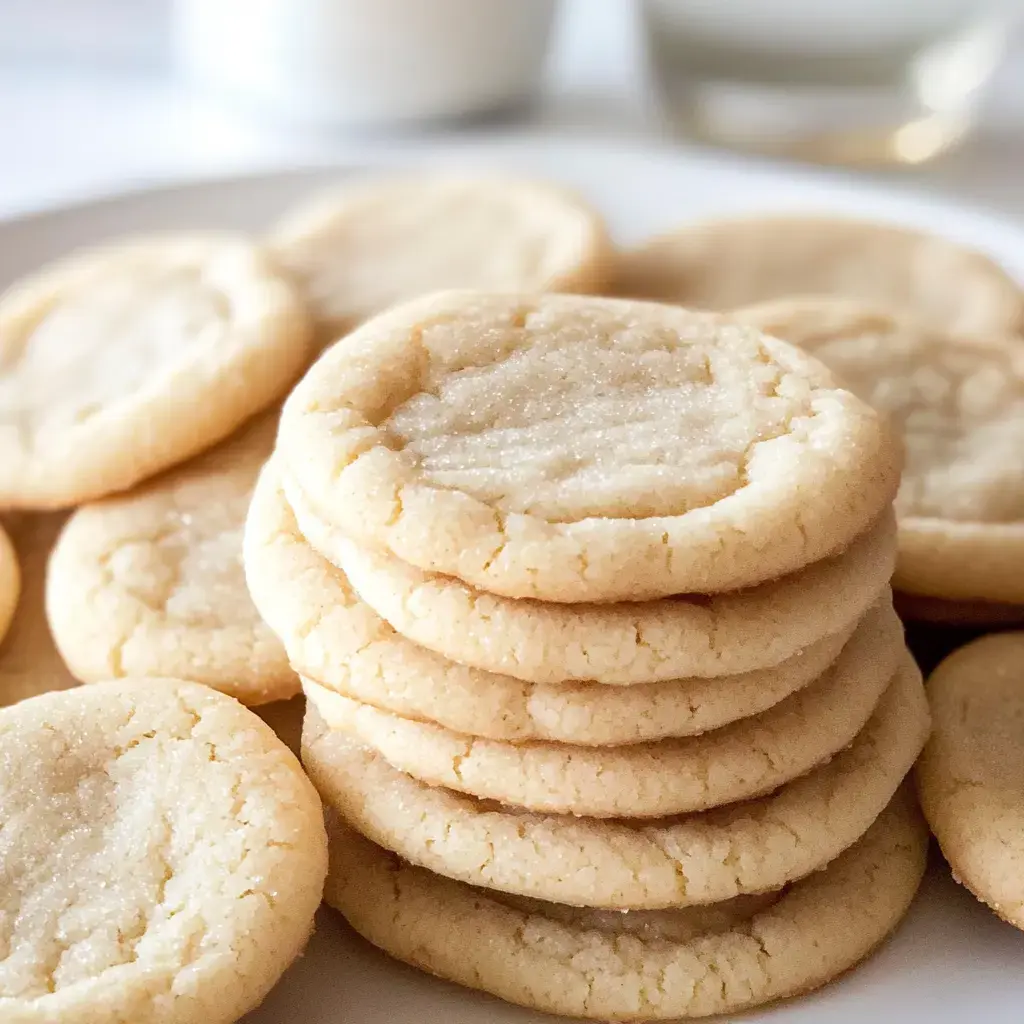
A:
1,0,1024,220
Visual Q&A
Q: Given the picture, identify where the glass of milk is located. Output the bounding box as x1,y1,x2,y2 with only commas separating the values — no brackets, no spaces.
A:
643,0,1019,165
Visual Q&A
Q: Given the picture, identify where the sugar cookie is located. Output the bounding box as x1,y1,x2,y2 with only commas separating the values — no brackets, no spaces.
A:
302,659,929,909
0,678,327,1024
277,291,900,602
269,176,611,342
47,414,296,705
0,233,311,508
246,465,863,744
616,216,1024,337
917,633,1024,931
324,791,926,1019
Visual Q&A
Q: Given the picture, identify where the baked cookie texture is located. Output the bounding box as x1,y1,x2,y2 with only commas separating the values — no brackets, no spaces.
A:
0,233,311,508
615,215,1024,337
917,633,1024,931
47,414,296,705
269,176,612,342
277,291,900,602
0,678,327,1024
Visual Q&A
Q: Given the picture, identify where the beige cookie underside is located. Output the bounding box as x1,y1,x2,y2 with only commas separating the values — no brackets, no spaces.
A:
304,599,901,818
277,291,900,602
615,215,1024,337
0,521,20,648
289,474,896,684
916,632,1024,931
47,414,297,705
0,233,311,508
245,466,861,744
302,658,929,909
324,791,927,1020
269,175,612,341
0,678,327,1024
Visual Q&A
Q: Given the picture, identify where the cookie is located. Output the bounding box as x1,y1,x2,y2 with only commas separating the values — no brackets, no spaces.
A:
246,465,861,744
0,678,327,1023
736,298,1024,604
269,176,611,342
894,592,1024,628
0,520,19,647
302,658,929,909
616,216,1024,337
917,633,1024,930
323,791,927,1019
0,514,77,707
303,600,900,818
277,291,900,602
0,233,311,508
47,414,296,705
289,475,895,684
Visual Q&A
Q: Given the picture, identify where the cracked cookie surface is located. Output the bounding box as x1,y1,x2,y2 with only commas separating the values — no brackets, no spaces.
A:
0,233,311,508
916,632,1024,931
268,176,611,343
246,465,861,743
47,415,296,704
288,473,895,684
303,597,900,817
323,790,927,1019
277,291,900,602
616,215,1024,337
302,658,929,909
736,297,1024,604
0,678,327,1024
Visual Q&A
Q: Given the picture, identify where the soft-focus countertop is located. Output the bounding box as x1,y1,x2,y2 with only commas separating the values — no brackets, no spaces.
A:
2,0,1024,220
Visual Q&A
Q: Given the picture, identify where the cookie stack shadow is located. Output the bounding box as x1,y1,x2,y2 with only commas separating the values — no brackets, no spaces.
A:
243,296,933,1020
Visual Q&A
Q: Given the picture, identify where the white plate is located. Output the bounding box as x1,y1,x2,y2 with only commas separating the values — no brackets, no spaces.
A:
3,138,1022,1024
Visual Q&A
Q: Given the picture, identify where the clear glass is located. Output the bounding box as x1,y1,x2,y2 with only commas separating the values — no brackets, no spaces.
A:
643,0,1018,166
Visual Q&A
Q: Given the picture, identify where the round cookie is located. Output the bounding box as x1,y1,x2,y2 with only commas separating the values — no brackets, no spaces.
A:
47,414,297,705
302,658,930,909
289,474,895,684
0,520,19,647
0,514,78,707
615,215,1024,337
277,291,900,602
0,678,327,1024
303,601,900,818
324,791,927,1020
734,297,1024,604
245,465,862,744
0,233,311,508
916,633,1024,930
268,175,611,342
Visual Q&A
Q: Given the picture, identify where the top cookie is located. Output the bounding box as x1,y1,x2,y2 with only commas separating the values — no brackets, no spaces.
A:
269,176,611,342
0,233,311,508
615,215,1024,337
278,291,900,602
735,298,1024,603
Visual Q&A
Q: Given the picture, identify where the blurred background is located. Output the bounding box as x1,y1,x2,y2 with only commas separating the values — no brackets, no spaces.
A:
1,0,1023,217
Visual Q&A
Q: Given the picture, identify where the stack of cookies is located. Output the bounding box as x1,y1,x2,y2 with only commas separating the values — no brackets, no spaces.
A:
246,290,932,1019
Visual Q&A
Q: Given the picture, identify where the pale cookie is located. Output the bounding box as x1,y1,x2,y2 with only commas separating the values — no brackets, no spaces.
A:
0,233,311,508
47,414,296,705
616,215,1024,337
0,520,19,646
246,465,861,744
269,176,611,342
735,297,1024,604
324,791,927,1019
303,600,900,818
0,678,327,1024
917,633,1024,931
302,658,930,909
277,291,900,602
0,514,77,707
289,476,895,684
894,592,1024,628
